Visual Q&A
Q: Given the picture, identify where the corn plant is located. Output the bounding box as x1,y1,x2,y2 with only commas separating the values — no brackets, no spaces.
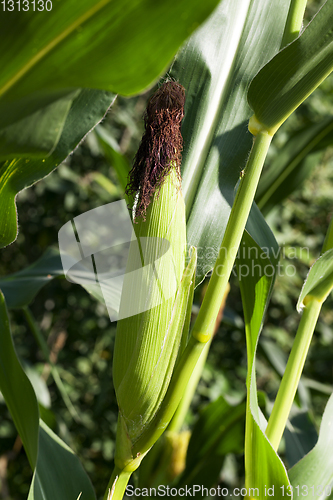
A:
0,0,333,499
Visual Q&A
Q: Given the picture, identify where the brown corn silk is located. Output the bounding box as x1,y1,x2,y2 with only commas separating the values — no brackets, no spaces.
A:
126,81,185,220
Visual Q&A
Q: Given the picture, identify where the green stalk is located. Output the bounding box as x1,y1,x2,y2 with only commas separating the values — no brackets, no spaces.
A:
168,281,229,433
22,306,79,421
266,213,333,451
168,339,211,433
102,466,132,500
265,297,322,450
280,0,307,48
192,130,272,343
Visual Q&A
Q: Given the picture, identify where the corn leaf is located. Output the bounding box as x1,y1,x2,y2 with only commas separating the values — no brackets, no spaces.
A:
248,0,333,134
171,0,291,284
0,89,115,249
289,392,333,499
297,249,333,311
0,291,96,500
236,231,291,499
0,92,78,160
0,291,39,467
0,0,219,131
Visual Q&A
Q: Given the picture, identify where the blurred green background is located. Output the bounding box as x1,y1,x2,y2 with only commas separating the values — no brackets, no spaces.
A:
1,11,333,497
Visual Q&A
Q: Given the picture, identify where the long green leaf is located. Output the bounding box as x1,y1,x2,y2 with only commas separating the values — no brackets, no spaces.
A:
0,89,115,248
29,420,95,500
236,231,291,499
0,0,219,131
171,0,291,284
0,246,121,315
248,0,333,134
0,291,96,499
0,291,39,467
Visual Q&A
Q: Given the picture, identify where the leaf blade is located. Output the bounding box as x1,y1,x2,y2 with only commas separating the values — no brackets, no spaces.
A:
0,291,96,500
0,0,220,129
171,0,291,284
248,0,333,134
0,89,115,248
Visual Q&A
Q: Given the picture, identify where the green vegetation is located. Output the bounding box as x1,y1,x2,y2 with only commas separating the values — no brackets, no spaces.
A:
0,0,333,499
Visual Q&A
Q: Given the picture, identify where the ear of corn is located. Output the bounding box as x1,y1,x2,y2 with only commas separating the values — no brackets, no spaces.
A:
113,168,187,450
113,236,197,472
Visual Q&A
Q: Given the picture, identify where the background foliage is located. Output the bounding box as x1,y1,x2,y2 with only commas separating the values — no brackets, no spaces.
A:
0,0,332,498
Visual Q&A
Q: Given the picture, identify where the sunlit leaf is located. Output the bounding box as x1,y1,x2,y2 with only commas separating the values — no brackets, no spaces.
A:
0,0,220,130
248,0,333,134
171,0,291,284
0,92,78,160
297,249,333,311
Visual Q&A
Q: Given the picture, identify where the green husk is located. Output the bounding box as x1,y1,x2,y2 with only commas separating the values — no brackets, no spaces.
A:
113,169,186,447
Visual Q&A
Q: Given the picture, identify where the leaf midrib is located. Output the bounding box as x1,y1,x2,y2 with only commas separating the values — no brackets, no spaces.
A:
181,0,252,213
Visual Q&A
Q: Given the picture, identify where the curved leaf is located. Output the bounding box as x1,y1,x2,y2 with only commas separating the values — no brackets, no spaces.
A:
0,0,220,130
0,89,115,248
289,392,333,499
297,249,333,311
248,0,333,134
0,291,96,500
29,420,95,500
0,245,117,313
0,291,39,467
171,0,291,284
